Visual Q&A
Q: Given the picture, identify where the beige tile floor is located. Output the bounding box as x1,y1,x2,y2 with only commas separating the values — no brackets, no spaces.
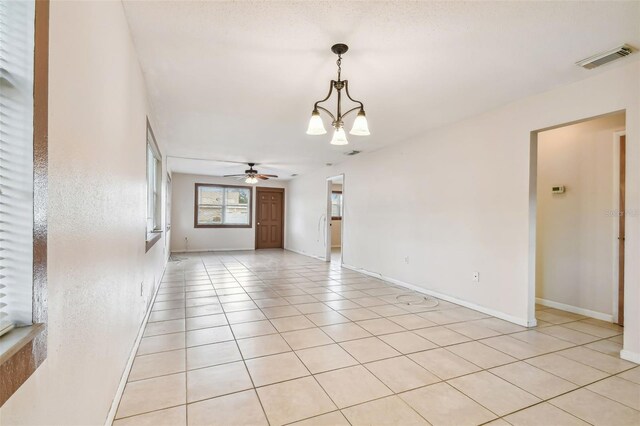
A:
113,249,639,426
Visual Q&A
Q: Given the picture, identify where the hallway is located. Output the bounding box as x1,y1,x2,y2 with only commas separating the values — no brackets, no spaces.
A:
114,250,638,426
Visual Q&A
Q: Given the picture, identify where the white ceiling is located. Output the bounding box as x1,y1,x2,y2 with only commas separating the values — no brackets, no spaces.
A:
122,1,640,180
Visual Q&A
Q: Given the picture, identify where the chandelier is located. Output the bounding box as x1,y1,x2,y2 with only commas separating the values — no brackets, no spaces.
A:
306,43,370,145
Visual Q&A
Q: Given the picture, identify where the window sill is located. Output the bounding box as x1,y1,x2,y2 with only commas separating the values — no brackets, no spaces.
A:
0,323,46,406
0,324,44,365
145,231,162,252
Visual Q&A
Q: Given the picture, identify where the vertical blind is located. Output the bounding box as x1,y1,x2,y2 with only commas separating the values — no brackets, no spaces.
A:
0,0,35,335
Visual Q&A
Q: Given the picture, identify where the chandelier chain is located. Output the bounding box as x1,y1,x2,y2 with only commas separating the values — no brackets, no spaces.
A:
336,54,342,81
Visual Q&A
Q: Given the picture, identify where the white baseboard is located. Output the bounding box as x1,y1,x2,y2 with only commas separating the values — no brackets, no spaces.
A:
536,297,613,322
103,272,164,425
620,349,640,364
172,247,256,253
341,263,532,327
285,247,328,262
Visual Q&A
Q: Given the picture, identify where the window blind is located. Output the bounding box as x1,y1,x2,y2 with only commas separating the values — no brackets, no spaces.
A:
0,0,35,335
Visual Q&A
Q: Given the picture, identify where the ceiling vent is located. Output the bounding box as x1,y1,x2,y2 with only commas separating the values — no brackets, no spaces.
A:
576,44,635,69
345,150,361,156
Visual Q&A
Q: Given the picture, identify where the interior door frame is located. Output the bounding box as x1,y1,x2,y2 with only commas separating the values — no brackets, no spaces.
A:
613,131,626,325
326,174,345,263
254,186,285,249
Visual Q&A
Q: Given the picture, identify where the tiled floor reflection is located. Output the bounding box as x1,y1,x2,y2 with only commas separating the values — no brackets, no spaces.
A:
113,249,638,426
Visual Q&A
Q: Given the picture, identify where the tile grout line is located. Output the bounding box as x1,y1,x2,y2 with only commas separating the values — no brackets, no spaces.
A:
117,251,637,425
225,261,350,425
214,259,273,426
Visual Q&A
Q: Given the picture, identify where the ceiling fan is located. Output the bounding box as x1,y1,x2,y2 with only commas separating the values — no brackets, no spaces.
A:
223,163,278,184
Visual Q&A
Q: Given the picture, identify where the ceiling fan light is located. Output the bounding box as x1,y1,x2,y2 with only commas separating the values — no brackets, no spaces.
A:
306,110,327,135
245,176,258,184
350,110,370,136
330,127,349,145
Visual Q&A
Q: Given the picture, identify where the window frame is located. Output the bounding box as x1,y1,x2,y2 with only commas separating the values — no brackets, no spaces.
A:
331,190,343,220
194,183,253,228
145,121,162,252
0,0,49,407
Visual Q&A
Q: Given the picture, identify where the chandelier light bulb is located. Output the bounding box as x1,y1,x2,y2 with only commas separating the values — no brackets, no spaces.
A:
350,110,370,136
330,127,349,145
306,110,327,135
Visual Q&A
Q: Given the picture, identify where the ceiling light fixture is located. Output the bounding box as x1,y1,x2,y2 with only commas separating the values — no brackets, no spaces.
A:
223,163,278,185
306,43,370,145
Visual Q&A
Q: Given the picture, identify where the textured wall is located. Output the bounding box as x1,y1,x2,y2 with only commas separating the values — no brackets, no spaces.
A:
0,1,168,424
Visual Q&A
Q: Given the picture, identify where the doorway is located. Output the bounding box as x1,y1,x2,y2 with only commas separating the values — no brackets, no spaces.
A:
326,175,344,264
530,111,626,326
255,187,284,249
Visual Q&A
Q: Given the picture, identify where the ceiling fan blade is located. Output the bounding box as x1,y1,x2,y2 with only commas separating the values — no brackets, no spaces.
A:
257,175,269,180
258,174,278,178
223,174,247,177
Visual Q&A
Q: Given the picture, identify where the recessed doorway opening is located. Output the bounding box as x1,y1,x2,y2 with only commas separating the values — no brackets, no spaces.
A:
326,174,344,265
529,111,626,328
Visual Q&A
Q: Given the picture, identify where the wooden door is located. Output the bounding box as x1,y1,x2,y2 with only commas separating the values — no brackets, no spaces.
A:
256,187,284,249
618,135,625,326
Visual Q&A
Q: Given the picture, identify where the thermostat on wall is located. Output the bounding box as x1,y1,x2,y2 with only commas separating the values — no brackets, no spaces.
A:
552,185,565,194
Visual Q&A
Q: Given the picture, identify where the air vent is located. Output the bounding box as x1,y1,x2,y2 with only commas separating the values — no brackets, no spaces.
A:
345,150,361,156
576,44,635,69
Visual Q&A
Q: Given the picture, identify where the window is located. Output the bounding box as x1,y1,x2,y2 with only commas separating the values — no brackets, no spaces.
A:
146,122,162,250
195,184,252,228
0,0,36,336
0,0,48,402
331,191,343,220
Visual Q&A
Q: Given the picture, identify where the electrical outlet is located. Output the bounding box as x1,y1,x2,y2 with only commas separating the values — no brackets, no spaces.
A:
404,256,410,264
472,272,480,282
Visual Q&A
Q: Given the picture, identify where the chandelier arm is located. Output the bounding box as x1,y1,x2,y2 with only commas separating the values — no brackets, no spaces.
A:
313,80,336,111
341,106,362,119
316,105,336,122
343,80,365,111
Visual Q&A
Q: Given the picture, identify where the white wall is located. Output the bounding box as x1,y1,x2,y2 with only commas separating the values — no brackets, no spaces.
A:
536,114,625,319
286,61,640,361
170,173,287,252
0,1,168,424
